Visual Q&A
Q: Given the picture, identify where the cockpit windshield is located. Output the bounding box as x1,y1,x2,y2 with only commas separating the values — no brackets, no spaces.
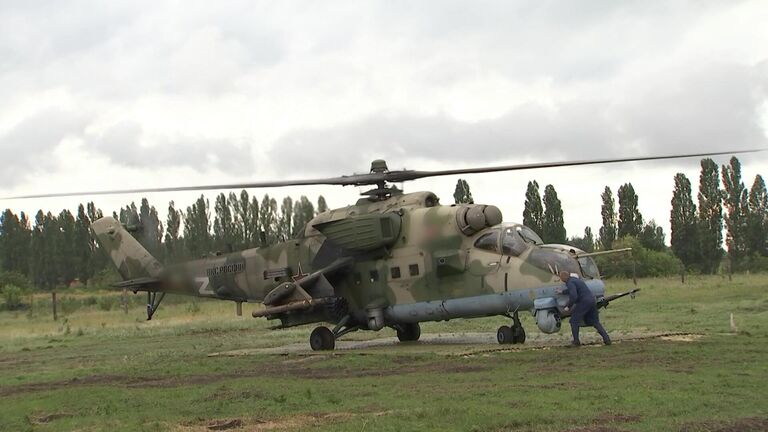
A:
517,225,543,245
502,227,528,256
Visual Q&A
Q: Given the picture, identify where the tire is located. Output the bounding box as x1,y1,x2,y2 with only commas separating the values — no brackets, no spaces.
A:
396,323,421,342
512,326,526,344
309,326,335,351
497,325,514,344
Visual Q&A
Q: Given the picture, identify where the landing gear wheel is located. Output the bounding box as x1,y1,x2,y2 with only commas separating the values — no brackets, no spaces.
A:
497,325,514,344
512,326,526,344
396,323,421,342
309,326,335,351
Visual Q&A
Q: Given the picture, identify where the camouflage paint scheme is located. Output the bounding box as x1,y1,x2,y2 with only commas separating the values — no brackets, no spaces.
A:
91,191,607,343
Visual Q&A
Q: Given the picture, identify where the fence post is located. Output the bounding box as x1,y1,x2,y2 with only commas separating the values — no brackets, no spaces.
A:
52,291,58,321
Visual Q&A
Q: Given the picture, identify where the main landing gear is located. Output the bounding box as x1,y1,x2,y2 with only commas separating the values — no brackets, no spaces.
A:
309,315,360,351
308,320,421,351
497,311,526,345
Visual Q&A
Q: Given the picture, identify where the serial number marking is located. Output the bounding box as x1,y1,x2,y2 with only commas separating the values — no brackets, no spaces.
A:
206,262,245,277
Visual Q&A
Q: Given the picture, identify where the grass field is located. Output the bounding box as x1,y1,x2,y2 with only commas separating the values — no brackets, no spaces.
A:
1,274,767,431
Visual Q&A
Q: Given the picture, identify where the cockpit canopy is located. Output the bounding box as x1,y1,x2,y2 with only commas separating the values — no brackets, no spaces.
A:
473,224,543,256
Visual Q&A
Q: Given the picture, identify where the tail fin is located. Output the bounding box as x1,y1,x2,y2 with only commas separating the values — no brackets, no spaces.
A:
91,217,163,282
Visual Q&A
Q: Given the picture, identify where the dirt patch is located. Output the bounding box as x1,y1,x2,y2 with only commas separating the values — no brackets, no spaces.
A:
592,413,642,424
660,334,703,342
678,416,768,432
176,413,353,431
0,359,487,398
28,412,74,424
565,427,629,432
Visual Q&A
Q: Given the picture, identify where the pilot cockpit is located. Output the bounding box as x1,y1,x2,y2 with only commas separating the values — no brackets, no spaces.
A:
473,224,544,256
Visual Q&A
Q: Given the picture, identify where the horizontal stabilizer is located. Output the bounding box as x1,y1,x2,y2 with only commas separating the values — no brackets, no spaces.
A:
112,277,161,290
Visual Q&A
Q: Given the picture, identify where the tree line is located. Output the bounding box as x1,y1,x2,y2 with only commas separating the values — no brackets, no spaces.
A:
453,156,767,276
0,191,328,290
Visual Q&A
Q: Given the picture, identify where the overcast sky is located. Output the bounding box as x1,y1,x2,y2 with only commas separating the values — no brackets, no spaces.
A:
1,1,767,242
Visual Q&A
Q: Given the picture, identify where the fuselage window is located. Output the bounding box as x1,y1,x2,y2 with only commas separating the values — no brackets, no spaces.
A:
390,266,401,279
502,228,528,256
474,230,500,253
409,264,420,276
369,270,379,283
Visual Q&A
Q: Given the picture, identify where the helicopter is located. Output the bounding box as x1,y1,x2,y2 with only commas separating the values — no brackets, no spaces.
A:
6,149,760,350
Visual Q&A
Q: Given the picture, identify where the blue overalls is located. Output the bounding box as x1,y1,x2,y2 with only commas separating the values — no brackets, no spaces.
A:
565,276,611,345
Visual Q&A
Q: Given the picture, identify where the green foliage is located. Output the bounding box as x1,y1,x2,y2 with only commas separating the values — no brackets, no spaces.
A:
164,200,183,262
670,173,700,268
617,183,643,238
213,193,235,252
698,158,724,274
0,270,30,290
1,284,24,310
522,180,543,235
638,220,666,252
0,209,31,276
541,184,566,243
317,195,329,214
453,179,474,204
97,296,115,311
747,174,768,257
722,156,748,266
184,195,212,257
291,196,315,239
569,226,594,252
596,237,679,278
599,186,617,250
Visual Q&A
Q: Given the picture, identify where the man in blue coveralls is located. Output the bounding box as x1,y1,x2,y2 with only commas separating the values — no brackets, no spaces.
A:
557,271,611,346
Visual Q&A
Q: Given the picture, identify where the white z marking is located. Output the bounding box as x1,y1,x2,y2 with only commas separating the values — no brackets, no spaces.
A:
196,277,214,296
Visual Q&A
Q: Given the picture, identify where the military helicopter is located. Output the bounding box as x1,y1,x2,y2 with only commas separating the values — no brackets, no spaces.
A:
6,150,759,350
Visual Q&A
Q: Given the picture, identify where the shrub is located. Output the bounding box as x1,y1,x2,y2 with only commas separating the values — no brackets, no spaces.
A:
596,236,680,278
2,285,24,310
97,296,115,311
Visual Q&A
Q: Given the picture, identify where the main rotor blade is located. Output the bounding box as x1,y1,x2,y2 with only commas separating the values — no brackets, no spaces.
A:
383,149,764,183
2,148,761,200
1,176,372,200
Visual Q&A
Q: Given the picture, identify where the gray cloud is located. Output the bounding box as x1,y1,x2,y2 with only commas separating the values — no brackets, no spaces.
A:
0,109,88,184
270,60,768,176
84,121,255,174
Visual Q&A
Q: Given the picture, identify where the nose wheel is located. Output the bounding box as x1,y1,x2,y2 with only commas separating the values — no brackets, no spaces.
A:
497,312,526,345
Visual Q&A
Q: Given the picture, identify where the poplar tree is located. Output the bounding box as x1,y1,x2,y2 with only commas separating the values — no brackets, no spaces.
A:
74,204,93,283
317,196,329,214
542,185,566,244
164,201,183,261
292,196,315,238
721,156,748,267
86,202,106,275
617,183,643,238
599,186,617,250
569,226,595,252
453,179,474,204
184,195,211,257
55,209,77,285
139,198,163,257
0,209,30,275
279,197,294,241
213,193,235,252
638,220,665,251
698,158,723,274
259,194,278,245
522,180,544,235
670,173,700,268
747,174,768,257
